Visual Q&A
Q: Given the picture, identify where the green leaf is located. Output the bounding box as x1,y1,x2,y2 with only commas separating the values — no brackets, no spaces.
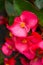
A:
13,0,43,27
40,8,43,13
5,1,15,16
13,0,37,15
0,52,4,65
8,16,14,25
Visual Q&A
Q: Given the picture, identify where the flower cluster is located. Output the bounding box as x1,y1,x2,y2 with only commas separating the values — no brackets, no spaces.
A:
1,11,43,65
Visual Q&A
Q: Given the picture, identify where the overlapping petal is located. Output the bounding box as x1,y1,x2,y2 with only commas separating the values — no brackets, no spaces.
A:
7,11,38,37
2,38,15,56
30,58,43,65
4,57,16,65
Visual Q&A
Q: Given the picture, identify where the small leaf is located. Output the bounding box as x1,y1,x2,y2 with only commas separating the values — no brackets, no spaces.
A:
5,1,15,16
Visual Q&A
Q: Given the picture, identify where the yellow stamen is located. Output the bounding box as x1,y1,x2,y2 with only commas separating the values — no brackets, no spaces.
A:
8,45,12,49
22,39,27,44
9,32,13,37
34,58,38,61
20,22,25,28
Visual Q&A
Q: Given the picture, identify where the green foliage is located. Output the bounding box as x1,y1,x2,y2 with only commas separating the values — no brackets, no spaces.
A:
0,52,4,65
13,0,37,15
8,16,14,25
7,0,13,3
40,8,43,13
5,1,15,16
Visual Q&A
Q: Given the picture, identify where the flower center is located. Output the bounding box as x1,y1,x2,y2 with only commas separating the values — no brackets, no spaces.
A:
9,32,13,37
8,45,12,49
20,22,25,28
22,39,27,44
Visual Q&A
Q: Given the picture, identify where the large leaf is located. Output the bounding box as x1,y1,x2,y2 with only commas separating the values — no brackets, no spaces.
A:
5,1,15,16
13,0,37,15
13,0,43,27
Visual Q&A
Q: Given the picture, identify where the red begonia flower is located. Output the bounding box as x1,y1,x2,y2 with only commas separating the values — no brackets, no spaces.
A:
28,32,42,51
30,58,43,65
20,11,38,32
4,57,16,65
7,17,28,37
14,37,35,60
2,38,15,56
7,11,38,37
0,16,8,25
20,57,29,65
14,32,42,59
38,41,43,50
29,32,42,44
42,57,43,64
